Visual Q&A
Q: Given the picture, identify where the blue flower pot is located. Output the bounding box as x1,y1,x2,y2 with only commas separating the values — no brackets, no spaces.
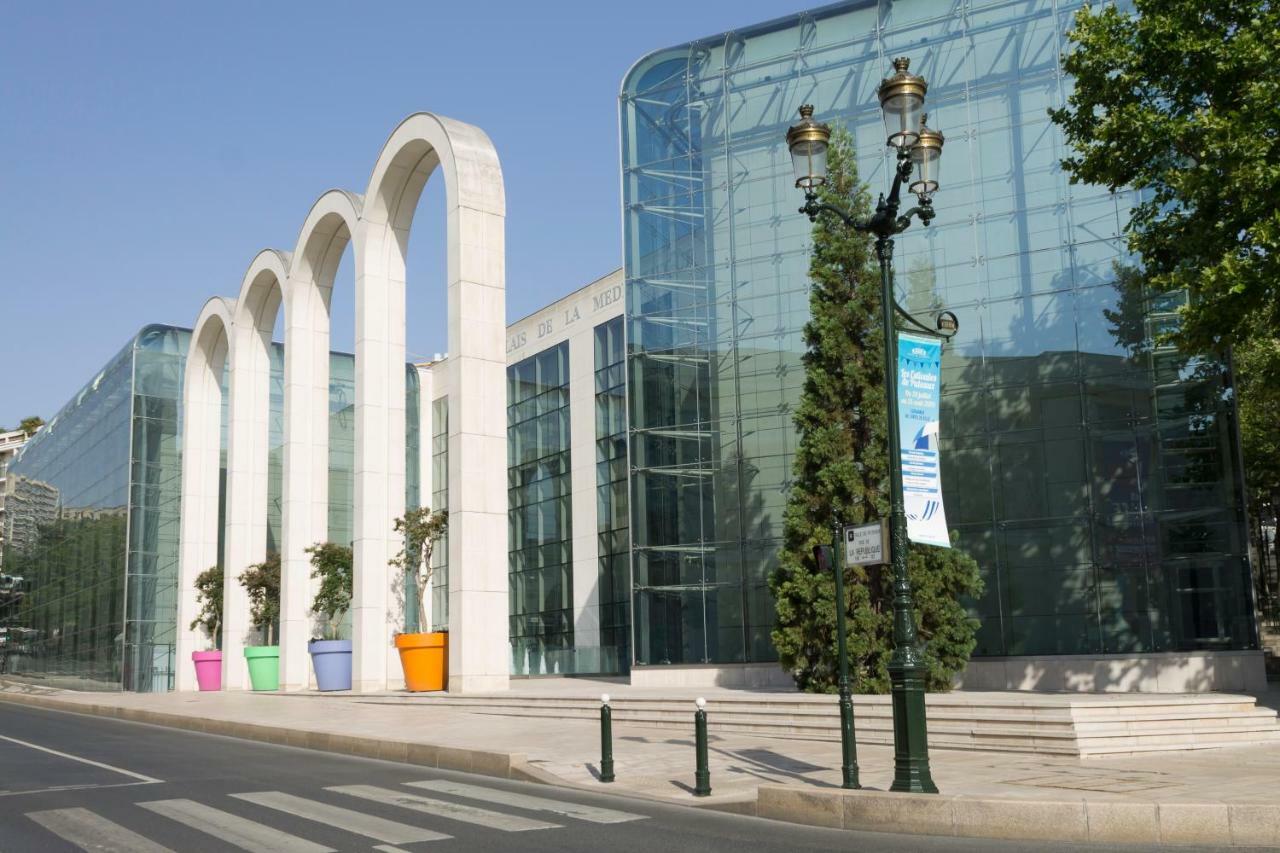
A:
308,639,352,691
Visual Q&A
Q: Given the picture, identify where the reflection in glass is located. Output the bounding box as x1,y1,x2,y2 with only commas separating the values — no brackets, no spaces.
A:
620,0,1253,665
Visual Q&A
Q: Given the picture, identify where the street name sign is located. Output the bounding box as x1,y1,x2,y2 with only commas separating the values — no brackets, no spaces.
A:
844,521,888,567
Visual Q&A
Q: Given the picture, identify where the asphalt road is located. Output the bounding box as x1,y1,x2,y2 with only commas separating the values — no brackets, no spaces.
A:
0,702,1254,853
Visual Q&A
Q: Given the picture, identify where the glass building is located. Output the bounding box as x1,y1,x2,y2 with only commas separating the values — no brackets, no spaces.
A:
1,325,421,691
620,0,1254,669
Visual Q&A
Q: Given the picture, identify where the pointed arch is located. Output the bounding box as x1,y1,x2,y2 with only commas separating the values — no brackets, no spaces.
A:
222,249,291,690
277,190,363,689
175,296,235,691
354,112,507,692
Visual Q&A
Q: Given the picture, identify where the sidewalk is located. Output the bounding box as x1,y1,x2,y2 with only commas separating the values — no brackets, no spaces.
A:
4,680,1280,847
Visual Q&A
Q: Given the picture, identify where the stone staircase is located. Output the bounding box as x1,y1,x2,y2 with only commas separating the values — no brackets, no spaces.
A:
336,690,1280,758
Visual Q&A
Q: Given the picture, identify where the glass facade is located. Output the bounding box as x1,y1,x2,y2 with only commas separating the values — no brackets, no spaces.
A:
2,326,186,691
426,395,449,632
620,0,1254,665
594,316,631,672
507,342,574,674
1,327,426,691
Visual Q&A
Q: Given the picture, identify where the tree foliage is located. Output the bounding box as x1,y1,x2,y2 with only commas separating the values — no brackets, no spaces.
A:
238,553,280,645
388,507,448,634
189,564,223,648
769,125,983,694
1048,0,1280,355
1050,0,1280,600
306,542,352,641
5,416,44,436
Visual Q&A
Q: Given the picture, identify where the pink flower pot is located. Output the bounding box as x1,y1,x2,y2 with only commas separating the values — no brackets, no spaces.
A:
192,650,222,691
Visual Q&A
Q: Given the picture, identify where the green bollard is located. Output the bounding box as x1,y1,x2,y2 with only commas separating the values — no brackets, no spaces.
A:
600,693,615,783
694,697,711,797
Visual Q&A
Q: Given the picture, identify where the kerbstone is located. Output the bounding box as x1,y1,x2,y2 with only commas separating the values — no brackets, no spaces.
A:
757,786,843,829
843,789,955,836
1085,801,1159,844
1229,804,1280,846
1158,802,1230,846
951,797,1089,843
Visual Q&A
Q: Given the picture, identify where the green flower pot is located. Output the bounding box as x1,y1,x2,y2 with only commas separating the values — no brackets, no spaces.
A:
243,645,279,691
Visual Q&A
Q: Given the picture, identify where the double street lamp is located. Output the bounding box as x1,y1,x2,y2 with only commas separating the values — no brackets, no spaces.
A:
786,57,955,795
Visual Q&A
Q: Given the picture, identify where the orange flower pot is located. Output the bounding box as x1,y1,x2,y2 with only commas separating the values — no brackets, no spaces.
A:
395,631,448,692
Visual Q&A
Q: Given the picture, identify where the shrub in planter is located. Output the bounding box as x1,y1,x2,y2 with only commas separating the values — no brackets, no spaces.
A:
389,507,448,691
189,564,223,691
305,542,353,691
238,553,281,691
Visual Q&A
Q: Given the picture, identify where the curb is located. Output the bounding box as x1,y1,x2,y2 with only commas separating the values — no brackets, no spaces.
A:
0,690,755,813
757,785,1280,848
12,690,1268,847
0,692,525,781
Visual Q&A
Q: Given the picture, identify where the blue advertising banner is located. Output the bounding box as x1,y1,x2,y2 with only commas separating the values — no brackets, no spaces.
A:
897,332,950,548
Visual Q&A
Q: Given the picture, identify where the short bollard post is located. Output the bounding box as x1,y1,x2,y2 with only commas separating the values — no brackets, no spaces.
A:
694,697,711,797
599,693,615,783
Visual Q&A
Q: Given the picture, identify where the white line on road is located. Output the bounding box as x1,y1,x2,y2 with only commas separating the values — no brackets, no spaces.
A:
0,733,163,783
329,784,560,832
27,807,175,853
230,791,451,844
140,798,336,853
405,780,647,824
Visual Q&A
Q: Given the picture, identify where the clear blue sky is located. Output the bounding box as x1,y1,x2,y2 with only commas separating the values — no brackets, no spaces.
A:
0,0,806,428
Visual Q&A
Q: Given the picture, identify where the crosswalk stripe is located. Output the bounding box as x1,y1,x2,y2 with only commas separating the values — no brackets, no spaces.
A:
140,798,335,853
404,780,647,824
27,807,175,853
329,784,560,832
230,791,450,844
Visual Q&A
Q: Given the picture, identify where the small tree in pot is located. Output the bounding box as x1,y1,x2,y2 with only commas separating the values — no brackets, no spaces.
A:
238,552,281,691
190,565,223,648
306,542,353,641
389,507,449,691
305,542,353,691
189,564,223,690
389,507,449,633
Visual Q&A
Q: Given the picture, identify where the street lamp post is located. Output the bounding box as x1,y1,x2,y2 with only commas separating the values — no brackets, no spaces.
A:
785,57,956,795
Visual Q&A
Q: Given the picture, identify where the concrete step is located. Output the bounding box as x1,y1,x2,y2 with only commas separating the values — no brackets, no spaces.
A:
364,690,1280,757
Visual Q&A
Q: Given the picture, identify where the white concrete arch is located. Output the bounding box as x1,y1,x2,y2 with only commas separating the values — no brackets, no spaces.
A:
223,249,292,690
276,189,363,690
176,112,507,694
357,112,507,692
176,296,236,691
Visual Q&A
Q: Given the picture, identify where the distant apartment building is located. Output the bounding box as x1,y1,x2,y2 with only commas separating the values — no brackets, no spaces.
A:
0,428,31,572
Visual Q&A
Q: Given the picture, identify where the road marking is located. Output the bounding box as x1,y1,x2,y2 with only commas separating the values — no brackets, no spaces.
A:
405,780,647,824
27,807,175,853
140,798,336,853
0,733,162,783
0,780,155,798
230,791,450,844
329,784,560,832
373,847,412,853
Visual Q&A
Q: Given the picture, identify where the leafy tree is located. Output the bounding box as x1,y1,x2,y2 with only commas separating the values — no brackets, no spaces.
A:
306,542,352,641
1050,1,1280,607
389,507,448,634
189,564,223,649
1047,0,1280,356
238,553,280,645
769,125,983,694
15,416,43,437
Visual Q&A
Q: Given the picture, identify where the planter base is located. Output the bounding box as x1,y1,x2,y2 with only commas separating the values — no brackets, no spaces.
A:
192,650,222,691
243,645,279,691
308,639,352,691
395,632,447,692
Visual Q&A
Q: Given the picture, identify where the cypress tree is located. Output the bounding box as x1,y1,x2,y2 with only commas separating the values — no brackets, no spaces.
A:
769,125,983,694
